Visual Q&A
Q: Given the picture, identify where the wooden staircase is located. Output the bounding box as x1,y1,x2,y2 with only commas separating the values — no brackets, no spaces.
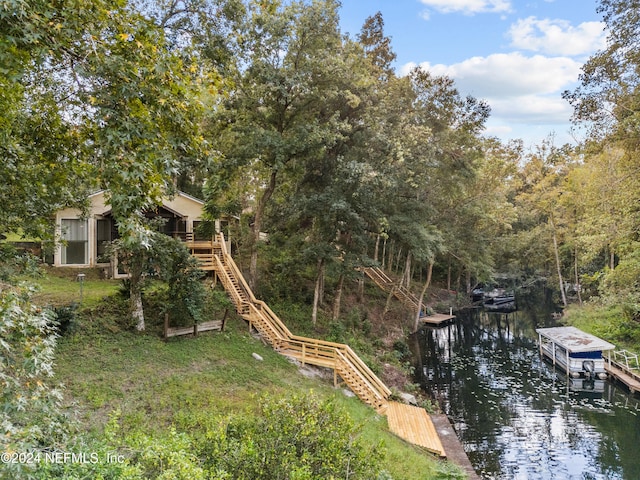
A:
362,266,422,312
205,234,391,412
187,235,445,455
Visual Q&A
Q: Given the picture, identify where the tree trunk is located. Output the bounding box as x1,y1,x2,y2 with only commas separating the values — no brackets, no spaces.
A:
374,234,380,263
382,286,395,320
574,245,582,305
312,258,324,326
249,170,278,291
550,217,567,307
332,273,345,321
132,288,145,331
394,246,402,274
127,250,146,331
413,260,434,333
401,251,411,289
381,237,387,269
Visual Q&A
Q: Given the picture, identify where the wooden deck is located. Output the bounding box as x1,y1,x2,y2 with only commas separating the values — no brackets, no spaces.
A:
422,313,456,326
386,401,445,457
605,362,640,394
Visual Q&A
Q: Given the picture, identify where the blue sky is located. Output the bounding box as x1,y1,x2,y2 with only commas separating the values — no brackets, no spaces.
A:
337,0,606,148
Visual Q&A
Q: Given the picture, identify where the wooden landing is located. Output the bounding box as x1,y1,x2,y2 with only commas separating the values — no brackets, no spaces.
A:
605,363,640,394
422,313,456,326
386,402,445,456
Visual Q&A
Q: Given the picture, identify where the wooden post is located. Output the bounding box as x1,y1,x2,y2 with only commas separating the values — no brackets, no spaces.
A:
194,322,198,337
221,308,228,332
164,313,169,340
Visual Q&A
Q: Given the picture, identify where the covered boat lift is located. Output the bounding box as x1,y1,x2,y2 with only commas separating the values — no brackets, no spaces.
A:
536,326,615,379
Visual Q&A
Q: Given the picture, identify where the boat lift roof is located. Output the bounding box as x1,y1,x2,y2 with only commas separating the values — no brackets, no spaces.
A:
536,326,615,353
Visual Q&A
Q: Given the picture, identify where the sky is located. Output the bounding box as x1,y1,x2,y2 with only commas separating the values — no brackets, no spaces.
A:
337,0,607,149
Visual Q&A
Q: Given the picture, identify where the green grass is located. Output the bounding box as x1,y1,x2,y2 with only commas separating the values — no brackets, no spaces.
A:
54,321,462,478
25,269,465,479
29,267,120,308
564,303,640,353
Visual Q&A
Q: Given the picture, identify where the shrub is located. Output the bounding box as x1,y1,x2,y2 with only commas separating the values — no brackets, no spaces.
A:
0,284,68,480
202,392,386,480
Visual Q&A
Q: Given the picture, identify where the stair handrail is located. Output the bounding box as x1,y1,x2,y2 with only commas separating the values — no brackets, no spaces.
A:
212,255,248,311
214,232,390,406
246,303,287,345
340,344,392,398
363,267,420,310
335,349,388,407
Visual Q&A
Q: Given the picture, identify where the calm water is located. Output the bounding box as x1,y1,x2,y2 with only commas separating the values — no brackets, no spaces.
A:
412,294,640,479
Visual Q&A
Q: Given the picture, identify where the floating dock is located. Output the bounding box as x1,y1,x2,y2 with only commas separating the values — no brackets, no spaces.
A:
422,313,456,326
386,402,445,457
604,349,640,394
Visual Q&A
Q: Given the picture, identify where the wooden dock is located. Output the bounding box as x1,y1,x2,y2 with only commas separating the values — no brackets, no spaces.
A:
605,360,640,394
422,313,456,326
386,401,445,457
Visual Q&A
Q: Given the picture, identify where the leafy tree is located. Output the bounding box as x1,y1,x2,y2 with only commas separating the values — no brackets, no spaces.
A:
564,0,640,145
0,0,106,238
208,0,349,291
563,0,640,305
0,284,68,480
112,229,207,330
2,0,214,326
358,11,397,81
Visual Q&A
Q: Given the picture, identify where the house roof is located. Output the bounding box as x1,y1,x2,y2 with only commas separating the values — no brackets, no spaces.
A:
84,190,205,219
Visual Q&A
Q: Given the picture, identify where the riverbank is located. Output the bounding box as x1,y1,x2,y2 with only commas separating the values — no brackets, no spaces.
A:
41,272,465,479
563,302,640,353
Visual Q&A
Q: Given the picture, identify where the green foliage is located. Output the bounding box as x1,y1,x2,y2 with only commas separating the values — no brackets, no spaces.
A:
0,243,43,282
0,284,68,480
148,235,208,325
202,393,385,480
52,303,79,336
111,230,209,329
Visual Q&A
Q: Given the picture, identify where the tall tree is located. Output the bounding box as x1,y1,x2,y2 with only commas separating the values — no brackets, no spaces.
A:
209,0,349,291
1,0,213,328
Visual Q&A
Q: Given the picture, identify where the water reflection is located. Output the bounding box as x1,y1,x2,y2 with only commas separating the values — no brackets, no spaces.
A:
412,308,640,479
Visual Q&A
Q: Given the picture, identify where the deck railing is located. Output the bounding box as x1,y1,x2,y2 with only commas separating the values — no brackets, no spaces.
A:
209,233,390,411
362,266,421,311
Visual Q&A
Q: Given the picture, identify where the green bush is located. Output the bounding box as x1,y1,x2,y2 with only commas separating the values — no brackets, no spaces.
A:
0,284,68,480
202,392,386,480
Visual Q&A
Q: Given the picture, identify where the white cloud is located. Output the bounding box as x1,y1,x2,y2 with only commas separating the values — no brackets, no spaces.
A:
418,0,512,15
399,52,582,144
489,94,573,125
404,53,581,98
507,17,606,56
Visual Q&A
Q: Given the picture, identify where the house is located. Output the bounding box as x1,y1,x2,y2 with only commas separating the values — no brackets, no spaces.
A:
53,190,228,275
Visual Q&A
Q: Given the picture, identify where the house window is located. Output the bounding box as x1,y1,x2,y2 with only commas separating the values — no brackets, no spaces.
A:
61,219,88,265
96,218,112,262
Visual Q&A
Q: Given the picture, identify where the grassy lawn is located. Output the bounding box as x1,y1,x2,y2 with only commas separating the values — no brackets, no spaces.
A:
41,270,464,479
564,302,640,353
30,267,120,307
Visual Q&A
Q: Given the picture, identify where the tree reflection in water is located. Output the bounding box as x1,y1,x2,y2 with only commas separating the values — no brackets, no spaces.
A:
412,297,640,479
